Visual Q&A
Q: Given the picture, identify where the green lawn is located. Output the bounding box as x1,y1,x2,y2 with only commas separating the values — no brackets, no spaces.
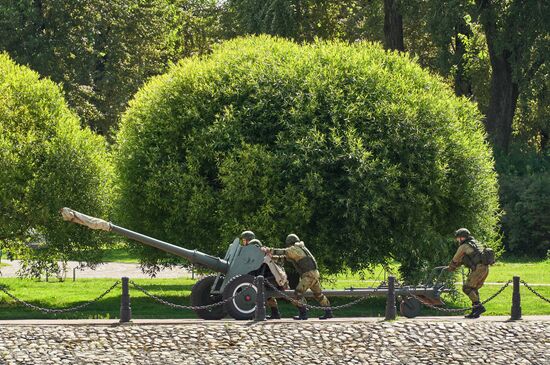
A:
1,266,548,320
100,246,140,263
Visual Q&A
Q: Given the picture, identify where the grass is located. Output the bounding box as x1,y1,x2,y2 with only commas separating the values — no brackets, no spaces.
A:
0,256,547,320
100,247,140,263
1,266,548,320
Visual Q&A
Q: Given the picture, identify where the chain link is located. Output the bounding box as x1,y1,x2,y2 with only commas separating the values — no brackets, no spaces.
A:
521,280,550,304
0,281,120,314
264,280,373,311
407,280,511,313
129,280,254,311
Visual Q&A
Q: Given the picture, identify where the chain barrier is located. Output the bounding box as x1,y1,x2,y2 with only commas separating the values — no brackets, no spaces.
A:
1,277,545,316
407,280,511,313
264,280,372,311
0,281,120,314
129,280,254,311
521,280,550,304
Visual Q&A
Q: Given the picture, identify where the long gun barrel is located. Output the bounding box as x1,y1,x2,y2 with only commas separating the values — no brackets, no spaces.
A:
60,207,229,274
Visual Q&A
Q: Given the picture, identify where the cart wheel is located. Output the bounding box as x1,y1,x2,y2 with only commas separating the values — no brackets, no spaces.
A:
223,274,258,320
400,297,422,318
190,275,227,320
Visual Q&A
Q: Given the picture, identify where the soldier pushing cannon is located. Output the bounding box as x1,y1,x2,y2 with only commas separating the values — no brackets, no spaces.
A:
61,207,452,320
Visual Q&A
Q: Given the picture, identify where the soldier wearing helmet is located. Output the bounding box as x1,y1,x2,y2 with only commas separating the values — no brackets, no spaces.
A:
239,230,280,318
240,231,256,246
262,233,332,320
446,228,490,318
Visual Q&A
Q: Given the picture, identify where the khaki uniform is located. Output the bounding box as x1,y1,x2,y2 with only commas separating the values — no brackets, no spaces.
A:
448,239,489,303
243,239,280,309
272,243,330,307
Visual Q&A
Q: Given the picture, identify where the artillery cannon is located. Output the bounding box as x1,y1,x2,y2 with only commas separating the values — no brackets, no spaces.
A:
60,208,287,320
62,208,451,319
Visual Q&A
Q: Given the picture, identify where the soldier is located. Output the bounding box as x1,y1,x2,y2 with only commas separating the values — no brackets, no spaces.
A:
446,228,489,318
239,231,281,319
262,234,333,320
240,231,255,246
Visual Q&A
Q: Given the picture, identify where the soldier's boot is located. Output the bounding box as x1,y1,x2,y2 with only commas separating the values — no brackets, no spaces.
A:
293,306,308,320
266,307,281,320
318,308,333,320
471,303,486,318
465,302,485,319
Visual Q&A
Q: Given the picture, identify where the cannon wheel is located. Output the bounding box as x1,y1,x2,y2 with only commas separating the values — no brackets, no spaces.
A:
223,274,258,320
400,296,422,318
190,275,226,320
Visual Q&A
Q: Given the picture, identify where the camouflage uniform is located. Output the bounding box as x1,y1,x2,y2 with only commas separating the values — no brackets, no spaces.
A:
272,242,330,308
448,237,489,303
245,238,280,313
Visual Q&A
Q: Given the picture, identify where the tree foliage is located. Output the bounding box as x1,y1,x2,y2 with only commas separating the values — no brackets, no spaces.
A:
115,36,500,280
0,0,223,135
0,53,112,276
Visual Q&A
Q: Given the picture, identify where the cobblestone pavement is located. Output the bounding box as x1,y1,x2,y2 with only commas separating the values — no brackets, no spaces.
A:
0,319,548,365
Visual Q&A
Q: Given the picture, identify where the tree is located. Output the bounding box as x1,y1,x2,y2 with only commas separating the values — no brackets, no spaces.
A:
0,0,223,135
0,54,113,276
474,0,549,153
115,36,500,280
383,0,404,51
223,0,363,42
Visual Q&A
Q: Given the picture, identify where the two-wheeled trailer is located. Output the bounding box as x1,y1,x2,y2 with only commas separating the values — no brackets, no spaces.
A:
269,267,453,318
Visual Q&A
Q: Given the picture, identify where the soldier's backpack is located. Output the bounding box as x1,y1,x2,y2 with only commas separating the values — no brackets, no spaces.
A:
464,239,496,267
481,247,495,265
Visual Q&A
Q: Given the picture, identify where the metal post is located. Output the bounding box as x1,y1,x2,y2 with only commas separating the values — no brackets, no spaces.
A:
254,276,266,321
120,277,132,323
385,275,396,320
511,276,521,320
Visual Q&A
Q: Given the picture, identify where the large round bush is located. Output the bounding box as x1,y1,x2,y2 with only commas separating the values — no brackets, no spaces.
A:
116,36,499,279
0,53,112,273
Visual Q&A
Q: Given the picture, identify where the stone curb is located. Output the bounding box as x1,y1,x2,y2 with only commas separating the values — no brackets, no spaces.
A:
1,315,549,326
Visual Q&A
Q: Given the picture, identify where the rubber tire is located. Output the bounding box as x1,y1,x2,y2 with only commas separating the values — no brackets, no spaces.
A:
190,275,226,320
223,274,258,320
400,297,422,318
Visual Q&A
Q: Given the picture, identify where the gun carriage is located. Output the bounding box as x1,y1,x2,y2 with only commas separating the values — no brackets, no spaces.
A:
61,208,451,319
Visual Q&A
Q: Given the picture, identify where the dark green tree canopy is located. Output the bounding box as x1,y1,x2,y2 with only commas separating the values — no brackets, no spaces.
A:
116,36,500,279
0,53,112,273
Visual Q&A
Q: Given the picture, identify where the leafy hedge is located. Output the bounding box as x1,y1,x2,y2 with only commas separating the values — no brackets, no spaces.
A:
116,36,500,280
498,151,550,258
0,53,112,274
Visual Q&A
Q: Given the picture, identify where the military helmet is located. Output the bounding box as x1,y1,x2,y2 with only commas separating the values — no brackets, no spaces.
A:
240,231,255,241
248,238,262,246
454,228,471,238
285,233,300,246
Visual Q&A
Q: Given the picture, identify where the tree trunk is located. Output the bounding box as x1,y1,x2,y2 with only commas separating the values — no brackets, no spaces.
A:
541,129,548,152
383,0,404,51
453,21,472,97
476,0,519,153
485,52,518,152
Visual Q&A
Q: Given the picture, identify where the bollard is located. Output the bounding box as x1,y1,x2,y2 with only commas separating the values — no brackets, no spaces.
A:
120,277,132,323
254,276,266,321
385,276,397,320
511,276,522,320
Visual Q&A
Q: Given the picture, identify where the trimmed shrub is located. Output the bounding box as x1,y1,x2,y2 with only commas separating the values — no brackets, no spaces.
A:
0,53,112,275
116,36,500,280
